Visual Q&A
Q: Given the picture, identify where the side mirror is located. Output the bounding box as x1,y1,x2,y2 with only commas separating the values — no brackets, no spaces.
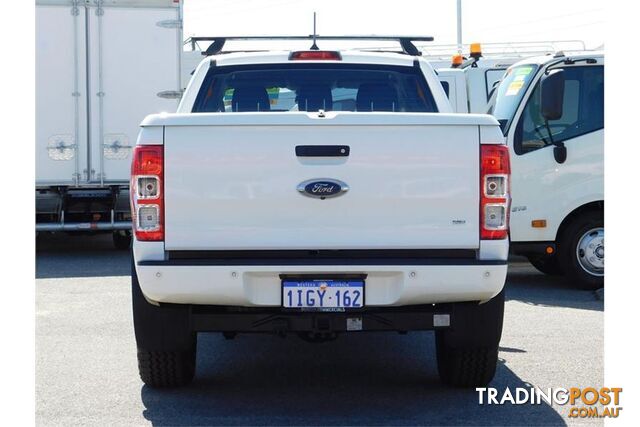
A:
540,69,565,121
553,142,567,164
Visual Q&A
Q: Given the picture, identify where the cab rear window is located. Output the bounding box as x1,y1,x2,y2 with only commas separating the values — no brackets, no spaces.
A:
192,63,438,113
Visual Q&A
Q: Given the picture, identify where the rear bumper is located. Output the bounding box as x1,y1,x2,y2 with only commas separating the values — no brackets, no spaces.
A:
135,258,508,307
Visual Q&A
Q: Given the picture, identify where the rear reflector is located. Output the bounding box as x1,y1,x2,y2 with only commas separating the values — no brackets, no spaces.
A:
480,145,511,240
130,145,164,241
289,51,342,60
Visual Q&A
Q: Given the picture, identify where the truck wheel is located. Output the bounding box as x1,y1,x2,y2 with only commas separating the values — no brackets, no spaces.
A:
436,290,504,387
132,260,196,388
527,254,564,276
113,231,132,250
559,211,604,290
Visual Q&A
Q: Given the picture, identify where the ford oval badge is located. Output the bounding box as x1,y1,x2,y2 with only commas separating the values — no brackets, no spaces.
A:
297,178,349,199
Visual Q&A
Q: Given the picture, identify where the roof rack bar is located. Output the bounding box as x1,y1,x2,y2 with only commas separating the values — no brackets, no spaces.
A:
188,35,434,56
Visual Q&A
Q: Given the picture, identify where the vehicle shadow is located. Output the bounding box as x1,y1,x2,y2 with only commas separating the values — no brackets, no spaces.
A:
505,262,603,312
36,233,130,279
140,332,565,426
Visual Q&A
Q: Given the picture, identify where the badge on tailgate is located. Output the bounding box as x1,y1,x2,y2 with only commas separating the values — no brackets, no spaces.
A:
297,178,349,200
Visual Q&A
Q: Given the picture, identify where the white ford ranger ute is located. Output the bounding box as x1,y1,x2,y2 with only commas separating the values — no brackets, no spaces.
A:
131,40,511,388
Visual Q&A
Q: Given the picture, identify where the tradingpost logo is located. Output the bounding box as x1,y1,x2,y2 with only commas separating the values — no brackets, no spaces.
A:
476,387,623,419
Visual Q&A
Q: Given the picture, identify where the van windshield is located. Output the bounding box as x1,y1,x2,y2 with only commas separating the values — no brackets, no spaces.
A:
192,63,438,113
491,64,539,133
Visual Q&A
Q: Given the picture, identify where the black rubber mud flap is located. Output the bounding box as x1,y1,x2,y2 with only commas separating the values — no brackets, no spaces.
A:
435,290,505,387
444,289,505,349
131,259,194,352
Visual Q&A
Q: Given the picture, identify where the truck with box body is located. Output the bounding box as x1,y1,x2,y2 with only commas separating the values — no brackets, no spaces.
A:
36,0,183,248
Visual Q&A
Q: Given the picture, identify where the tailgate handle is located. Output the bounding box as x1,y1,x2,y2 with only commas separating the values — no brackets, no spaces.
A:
295,145,350,157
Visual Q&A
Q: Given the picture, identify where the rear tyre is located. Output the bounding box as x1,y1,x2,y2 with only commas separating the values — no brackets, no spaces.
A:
132,260,196,388
436,290,504,387
137,347,196,389
559,211,604,290
527,254,564,276
113,230,132,250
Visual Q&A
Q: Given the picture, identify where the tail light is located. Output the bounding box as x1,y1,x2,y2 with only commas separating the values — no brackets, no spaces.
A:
130,145,164,241
480,144,511,240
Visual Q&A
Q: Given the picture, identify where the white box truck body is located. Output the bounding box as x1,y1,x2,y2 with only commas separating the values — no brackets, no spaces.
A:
36,0,183,247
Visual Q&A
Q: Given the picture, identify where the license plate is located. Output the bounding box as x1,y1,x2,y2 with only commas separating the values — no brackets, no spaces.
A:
282,279,364,311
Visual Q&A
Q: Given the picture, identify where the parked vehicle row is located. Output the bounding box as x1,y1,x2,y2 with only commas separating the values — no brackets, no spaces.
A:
35,3,604,388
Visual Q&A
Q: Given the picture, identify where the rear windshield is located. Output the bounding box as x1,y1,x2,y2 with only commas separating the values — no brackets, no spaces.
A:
192,63,438,113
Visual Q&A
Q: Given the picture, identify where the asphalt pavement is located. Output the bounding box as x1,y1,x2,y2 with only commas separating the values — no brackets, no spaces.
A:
36,233,604,426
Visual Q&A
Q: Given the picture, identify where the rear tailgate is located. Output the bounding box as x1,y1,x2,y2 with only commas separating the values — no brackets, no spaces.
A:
161,113,485,250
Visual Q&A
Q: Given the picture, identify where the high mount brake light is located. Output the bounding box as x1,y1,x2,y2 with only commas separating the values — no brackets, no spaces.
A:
289,51,342,60
130,145,164,241
480,145,511,240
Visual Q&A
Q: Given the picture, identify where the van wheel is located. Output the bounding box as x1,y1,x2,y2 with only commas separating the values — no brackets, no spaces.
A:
527,255,563,276
436,290,504,387
132,260,196,387
113,230,132,250
559,211,604,290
